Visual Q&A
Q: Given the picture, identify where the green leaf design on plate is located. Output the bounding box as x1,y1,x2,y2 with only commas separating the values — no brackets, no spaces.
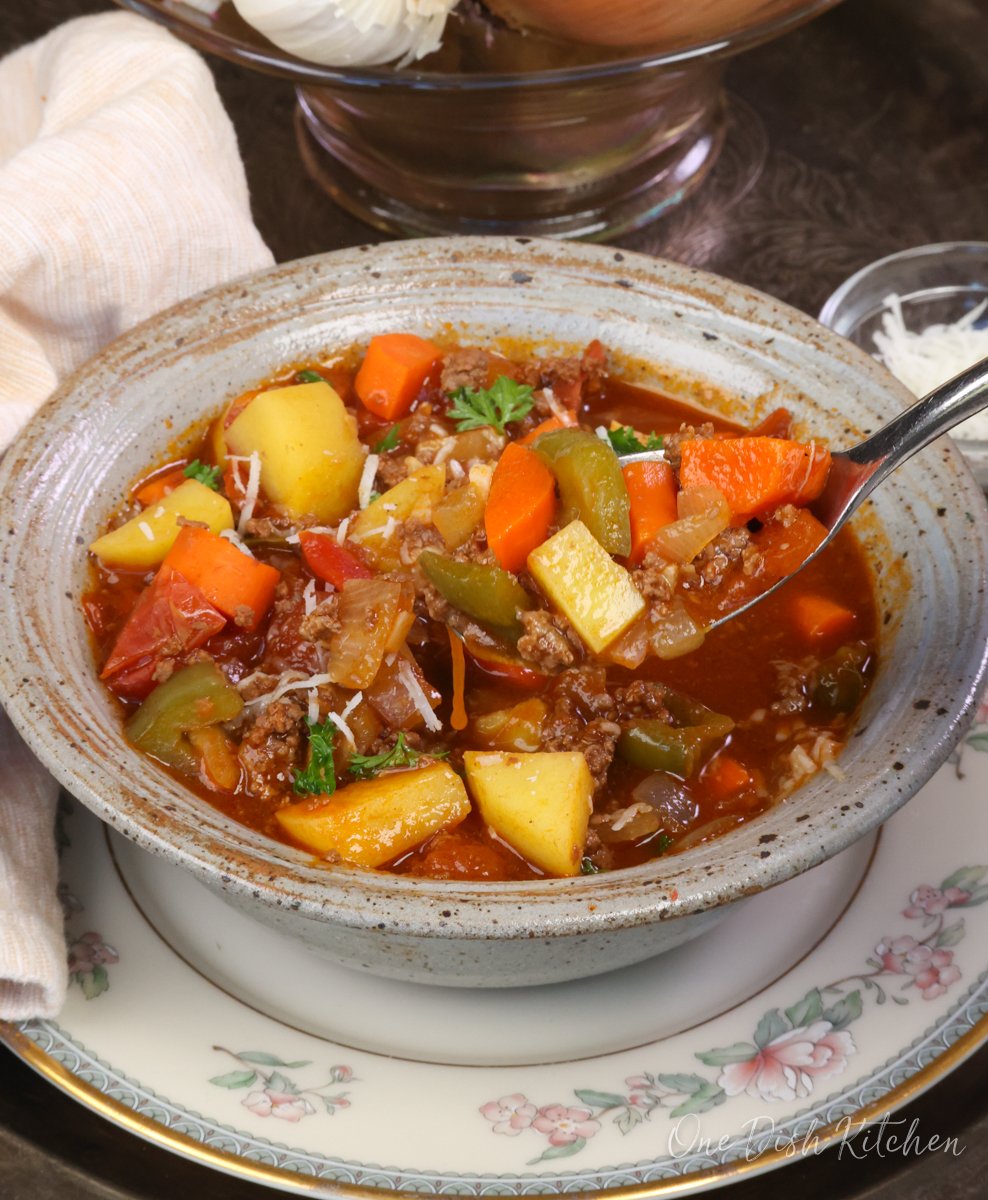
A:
966,734,988,752
753,1008,789,1048
785,988,824,1029
656,1073,708,1095
266,1070,296,1094
573,1089,627,1109
822,989,863,1030
79,965,109,1001
615,1107,646,1135
941,865,988,892
530,1137,586,1164
670,1082,726,1118
962,885,988,906
209,1069,258,1089
936,919,966,948
237,1051,311,1068
695,1042,757,1067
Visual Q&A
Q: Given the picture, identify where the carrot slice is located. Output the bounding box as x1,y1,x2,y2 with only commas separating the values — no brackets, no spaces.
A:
679,437,832,524
163,526,280,631
622,460,678,565
354,333,443,421
485,442,557,572
133,465,187,507
703,755,754,800
791,594,857,644
519,416,571,446
751,509,829,586
448,628,468,732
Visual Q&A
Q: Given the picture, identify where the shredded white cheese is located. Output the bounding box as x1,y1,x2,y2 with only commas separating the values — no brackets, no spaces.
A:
874,294,988,439
432,436,458,465
243,671,335,709
541,386,570,424
219,527,256,558
325,690,364,748
336,517,351,545
358,454,379,509
228,451,262,535
307,688,320,725
138,521,154,542
397,660,442,732
153,506,166,519
303,577,317,616
447,459,465,480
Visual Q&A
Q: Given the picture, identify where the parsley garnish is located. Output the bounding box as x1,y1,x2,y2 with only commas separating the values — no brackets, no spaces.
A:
374,424,400,454
446,375,534,435
297,369,324,384
293,719,337,796
348,732,446,781
606,426,664,455
183,459,221,490
580,857,601,875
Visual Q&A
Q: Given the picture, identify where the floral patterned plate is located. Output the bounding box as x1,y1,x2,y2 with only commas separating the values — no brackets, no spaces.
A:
4,695,988,1197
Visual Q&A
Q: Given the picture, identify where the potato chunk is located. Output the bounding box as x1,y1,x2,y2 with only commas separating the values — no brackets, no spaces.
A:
276,763,469,868
463,750,593,877
526,519,645,653
349,464,445,570
89,479,233,569
225,381,364,523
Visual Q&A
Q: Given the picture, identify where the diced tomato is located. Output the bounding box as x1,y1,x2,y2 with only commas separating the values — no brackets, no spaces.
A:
299,531,374,588
100,565,227,700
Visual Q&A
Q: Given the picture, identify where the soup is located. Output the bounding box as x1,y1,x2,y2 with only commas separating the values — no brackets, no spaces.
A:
83,336,877,881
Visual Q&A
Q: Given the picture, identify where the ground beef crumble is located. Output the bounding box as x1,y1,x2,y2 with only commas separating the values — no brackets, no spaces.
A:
663,421,715,470
298,595,341,643
239,695,306,802
517,609,582,673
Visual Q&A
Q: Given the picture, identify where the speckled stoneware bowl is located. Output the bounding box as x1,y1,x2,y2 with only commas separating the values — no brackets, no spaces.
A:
2,238,987,988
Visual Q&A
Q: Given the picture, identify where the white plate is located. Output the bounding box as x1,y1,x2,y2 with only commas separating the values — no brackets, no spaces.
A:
5,691,988,1196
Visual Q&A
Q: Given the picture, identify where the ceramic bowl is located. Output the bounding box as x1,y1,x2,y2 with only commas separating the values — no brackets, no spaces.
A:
1,238,987,988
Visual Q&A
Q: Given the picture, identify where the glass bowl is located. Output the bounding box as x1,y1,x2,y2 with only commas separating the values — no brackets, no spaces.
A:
819,241,988,490
116,0,842,239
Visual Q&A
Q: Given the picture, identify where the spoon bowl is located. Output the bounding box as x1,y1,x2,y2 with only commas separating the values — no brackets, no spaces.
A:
622,353,988,632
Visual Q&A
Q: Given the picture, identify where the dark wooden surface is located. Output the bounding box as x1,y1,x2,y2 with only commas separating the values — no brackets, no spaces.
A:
2,0,988,1196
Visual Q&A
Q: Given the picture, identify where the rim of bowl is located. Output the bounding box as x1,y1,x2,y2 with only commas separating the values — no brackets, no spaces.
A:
818,240,988,337
2,236,987,941
117,0,843,90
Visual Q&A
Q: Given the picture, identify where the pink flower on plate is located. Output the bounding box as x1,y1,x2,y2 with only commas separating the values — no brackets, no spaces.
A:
480,1094,537,1136
242,1088,316,1122
903,885,970,918
875,934,920,972
718,1021,856,1103
67,931,119,973
905,945,962,999
533,1104,601,1146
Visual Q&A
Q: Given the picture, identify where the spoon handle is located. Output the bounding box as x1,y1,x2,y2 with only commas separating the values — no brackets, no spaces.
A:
814,354,988,531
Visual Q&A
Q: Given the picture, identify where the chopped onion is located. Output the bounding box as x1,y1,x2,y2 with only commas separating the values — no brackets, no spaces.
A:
630,773,698,833
653,490,730,564
648,601,705,660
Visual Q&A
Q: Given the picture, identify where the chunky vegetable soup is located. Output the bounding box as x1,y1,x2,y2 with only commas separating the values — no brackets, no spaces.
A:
84,336,877,881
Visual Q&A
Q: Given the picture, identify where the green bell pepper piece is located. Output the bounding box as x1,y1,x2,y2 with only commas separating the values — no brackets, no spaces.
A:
618,695,734,778
532,428,632,557
418,551,534,642
126,661,244,774
812,643,870,714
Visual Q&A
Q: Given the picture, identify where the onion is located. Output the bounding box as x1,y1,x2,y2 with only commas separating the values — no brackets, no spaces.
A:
648,600,705,660
232,0,459,67
652,488,729,565
630,773,698,832
483,0,801,50
594,802,662,844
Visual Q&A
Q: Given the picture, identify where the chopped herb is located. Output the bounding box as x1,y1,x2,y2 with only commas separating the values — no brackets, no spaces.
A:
374,424,400,454
447,375,534,435
348,732,446,781
368,491,382,505
607,426,664,455
293,719,336,796
653,834,673,854
297,369,324,384
580,857,601,875
183,459,221,490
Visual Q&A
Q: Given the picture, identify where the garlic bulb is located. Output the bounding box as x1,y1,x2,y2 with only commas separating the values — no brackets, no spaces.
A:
483,0,802,49
232,0,459,67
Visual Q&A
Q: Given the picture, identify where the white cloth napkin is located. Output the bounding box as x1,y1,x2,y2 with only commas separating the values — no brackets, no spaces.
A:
0,12,274,1019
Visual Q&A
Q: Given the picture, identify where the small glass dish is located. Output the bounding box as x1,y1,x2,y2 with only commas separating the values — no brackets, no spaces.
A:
819,241,988,490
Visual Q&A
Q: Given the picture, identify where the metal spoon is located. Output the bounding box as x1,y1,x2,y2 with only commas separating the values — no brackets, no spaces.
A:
619,354,988,632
